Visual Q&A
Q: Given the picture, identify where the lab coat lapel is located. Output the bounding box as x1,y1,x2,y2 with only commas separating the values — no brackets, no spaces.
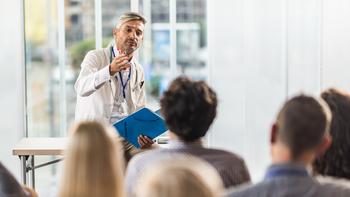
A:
109,46,119,105
129,58,138,106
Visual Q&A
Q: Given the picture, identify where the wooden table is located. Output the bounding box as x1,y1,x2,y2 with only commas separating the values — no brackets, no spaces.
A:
12,138,67,188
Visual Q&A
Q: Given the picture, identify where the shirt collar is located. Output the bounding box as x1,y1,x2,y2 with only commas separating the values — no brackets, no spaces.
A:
168,139,203,149
265,163,310,180
113,45,119,56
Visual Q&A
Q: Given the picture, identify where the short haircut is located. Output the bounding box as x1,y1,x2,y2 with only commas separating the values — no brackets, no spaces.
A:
314,88,350,179
276,95,332,160
116,12,147,28
160,77,217,142
135,155,223,197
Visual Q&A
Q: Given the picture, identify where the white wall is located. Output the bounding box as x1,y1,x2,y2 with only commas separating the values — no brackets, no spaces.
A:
208,0,350,181
322,0,350,91
0,0,25,179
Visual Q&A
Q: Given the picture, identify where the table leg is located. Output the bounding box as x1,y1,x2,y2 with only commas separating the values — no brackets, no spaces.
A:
30,155,35,189
20,156,27,185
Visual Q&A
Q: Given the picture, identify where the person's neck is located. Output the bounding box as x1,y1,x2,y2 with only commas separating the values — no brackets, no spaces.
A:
169,131,177,140
271,142,314,167
169,131,202,144
115,43,134,60
115,41,122,53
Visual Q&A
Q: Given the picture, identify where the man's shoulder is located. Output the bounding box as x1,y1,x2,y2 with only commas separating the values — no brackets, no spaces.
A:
226,176,350,197
130,147,246,169
317,176,350,196
127,148,182,178
81,48,110,69
317,175,350,187
225,178,300,197
132,59,144,72
132,148,161,160
203,147,246,163
225,181,268,197
129,148,168,167
209,147,243,157
86,48,109,57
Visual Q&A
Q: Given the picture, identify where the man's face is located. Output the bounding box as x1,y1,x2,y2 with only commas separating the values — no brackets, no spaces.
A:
113,20,145,55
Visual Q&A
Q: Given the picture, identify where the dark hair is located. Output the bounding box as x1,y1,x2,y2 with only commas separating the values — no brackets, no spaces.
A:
160,77,217,142
313,88,350,179
0,162,27,197
276,95,331,160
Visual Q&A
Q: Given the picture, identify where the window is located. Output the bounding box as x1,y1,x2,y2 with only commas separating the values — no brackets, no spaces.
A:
25,0,60,138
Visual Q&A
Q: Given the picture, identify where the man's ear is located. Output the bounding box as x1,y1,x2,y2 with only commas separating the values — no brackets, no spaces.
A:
113,28,118,38
316,134,332,156
270,123,278,144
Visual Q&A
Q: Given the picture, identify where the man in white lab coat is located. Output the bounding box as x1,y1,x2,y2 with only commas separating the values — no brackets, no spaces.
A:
74,12,154,161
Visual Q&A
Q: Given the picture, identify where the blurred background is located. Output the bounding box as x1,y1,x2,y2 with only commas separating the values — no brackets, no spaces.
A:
1,0,350,196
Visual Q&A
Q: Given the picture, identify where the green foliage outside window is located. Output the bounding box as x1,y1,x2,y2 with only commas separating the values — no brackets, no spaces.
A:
70,38,112,70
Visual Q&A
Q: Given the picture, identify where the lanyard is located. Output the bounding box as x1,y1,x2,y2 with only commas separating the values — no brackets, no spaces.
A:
265,165,309,180
110,46,131,99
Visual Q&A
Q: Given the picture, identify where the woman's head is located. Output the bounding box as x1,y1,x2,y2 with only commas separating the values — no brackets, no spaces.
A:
59,121,125,197
314,88,350,179
135,155,223,197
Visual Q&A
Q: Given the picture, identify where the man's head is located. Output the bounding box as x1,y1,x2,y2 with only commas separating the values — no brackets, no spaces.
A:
271,95,332,162
160,77,217,142
113,12,146,55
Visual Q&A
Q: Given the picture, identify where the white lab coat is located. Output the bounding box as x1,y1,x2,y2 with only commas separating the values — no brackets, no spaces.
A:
74,46,146,124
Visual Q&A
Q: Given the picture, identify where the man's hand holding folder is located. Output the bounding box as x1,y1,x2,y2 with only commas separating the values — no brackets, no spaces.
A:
137,135,154,149
113,108,168,149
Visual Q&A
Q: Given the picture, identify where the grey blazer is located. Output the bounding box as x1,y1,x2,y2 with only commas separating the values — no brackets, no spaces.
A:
225,164,350,197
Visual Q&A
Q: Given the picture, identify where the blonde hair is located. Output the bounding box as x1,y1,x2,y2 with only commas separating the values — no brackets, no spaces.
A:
135,155,223,197
58,121,125,197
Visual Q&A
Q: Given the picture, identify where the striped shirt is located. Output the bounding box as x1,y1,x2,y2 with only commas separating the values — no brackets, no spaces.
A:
125,140,251,195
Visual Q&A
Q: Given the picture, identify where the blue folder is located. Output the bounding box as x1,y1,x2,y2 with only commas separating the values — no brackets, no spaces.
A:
113,108,167,148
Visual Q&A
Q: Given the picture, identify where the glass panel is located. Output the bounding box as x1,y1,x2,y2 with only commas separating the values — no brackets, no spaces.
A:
176,0,207,81
25,0,95,196
32,156,62,197
25,0,96,137
102,0,130,45
139,0,171,108
65,0,95,130
151,0,169,23
25,1,59,196
25,0,59,137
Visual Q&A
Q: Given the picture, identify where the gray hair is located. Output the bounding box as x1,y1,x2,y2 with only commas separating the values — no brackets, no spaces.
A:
116,12,147,28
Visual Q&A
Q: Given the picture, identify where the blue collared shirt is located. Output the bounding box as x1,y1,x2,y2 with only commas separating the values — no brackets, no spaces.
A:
265,163,309,180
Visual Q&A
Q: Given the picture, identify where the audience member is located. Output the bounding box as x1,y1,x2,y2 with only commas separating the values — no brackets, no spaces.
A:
126,76,250,195
23,186,38,197
58,121,125,197
0,162,37,197
226,95,350,197
135,155,223,197
313,88,350,179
